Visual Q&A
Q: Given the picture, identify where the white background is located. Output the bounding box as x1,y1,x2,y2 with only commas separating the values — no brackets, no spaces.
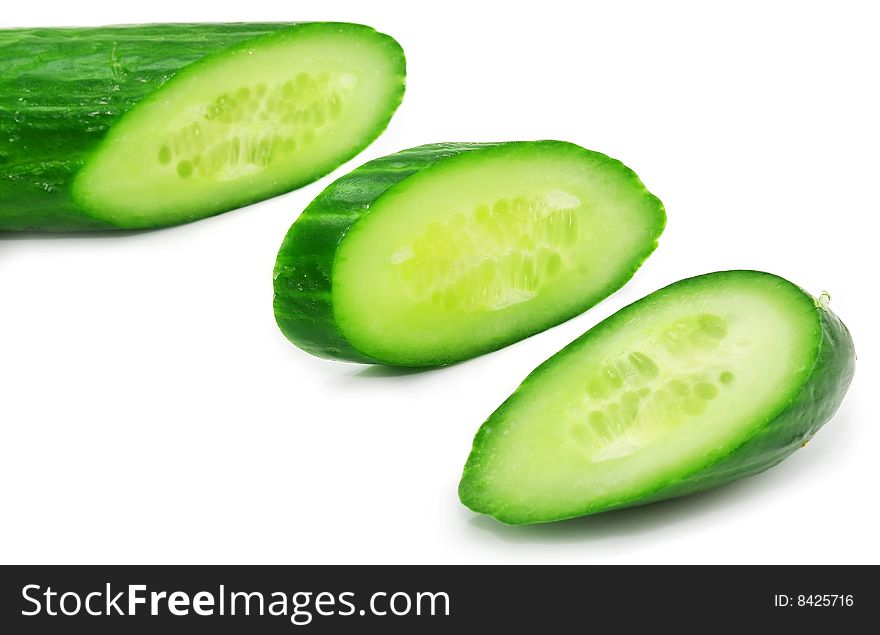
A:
1,1,877,565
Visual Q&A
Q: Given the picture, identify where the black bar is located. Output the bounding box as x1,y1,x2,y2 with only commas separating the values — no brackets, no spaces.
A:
0,565,874,633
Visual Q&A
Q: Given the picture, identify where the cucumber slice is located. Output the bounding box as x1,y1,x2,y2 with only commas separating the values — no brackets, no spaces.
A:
459,271,855,524
273,141,665,366
0,23,405,230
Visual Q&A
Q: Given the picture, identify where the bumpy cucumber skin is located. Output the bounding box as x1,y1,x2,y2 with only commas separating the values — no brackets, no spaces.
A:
0,23,405,231
274,143,497,363
0,23,293,231
458,271,856,525
642,296,854,503
273,141,666,366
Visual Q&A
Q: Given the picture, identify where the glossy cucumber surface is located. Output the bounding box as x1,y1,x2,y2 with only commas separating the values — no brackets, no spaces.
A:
0,22,405,230
273,141,665,366
459,271,856,524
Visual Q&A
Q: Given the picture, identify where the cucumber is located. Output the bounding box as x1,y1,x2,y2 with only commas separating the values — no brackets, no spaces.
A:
0,23,405,230
459,271,855,524
273,141,665,366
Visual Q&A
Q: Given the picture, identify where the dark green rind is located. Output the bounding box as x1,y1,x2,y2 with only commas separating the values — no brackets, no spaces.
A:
0,24,293,231
458,271,856,524
273,141,665,366
273,143,498,363
639,294,854,503
0,23,405,231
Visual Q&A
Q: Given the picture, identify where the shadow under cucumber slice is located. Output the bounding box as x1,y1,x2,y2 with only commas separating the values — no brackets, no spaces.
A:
273,141,665,366
459,270,856,524
0,22,405,230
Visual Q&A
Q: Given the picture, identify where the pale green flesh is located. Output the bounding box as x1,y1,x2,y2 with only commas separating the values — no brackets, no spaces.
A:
333,146,661,364
73,29,401,226
471,276,818,520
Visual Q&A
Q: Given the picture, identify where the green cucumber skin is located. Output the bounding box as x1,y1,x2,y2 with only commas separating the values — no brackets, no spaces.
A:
0,23,405,231
273,141,666,366
459,271,856,524
640,297,855,504
0,23,293,231
273,143,498,363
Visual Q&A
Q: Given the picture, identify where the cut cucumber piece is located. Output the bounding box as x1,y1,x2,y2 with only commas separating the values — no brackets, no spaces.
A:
459,271,855,524
273,141,665,366
0,23,405,230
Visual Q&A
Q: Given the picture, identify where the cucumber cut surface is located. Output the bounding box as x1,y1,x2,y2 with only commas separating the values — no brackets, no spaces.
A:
0,23,405,230
273,141,665,366
459,271,855,524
